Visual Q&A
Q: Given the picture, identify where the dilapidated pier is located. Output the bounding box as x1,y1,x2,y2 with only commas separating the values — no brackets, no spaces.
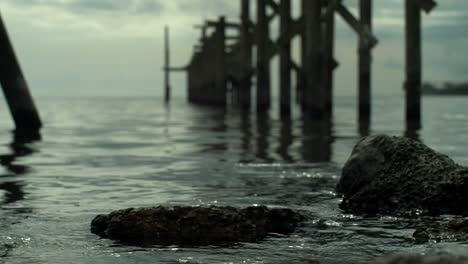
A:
165,0,437,131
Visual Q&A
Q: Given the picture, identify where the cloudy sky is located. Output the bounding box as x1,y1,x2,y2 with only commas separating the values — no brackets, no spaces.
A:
0,0,466,97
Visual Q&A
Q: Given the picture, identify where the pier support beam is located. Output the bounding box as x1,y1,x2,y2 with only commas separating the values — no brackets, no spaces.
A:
358,0,372,124
323,0,336,118
303,0,324,119
279,0,291,118
240,0,252,110
0,13,41,132
405,0,422,129
256,0,271,112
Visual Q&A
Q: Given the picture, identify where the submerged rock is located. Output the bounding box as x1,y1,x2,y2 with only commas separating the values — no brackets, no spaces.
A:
412,219,468,244
336,135,468,215
91,205,304,245
374,253,468,264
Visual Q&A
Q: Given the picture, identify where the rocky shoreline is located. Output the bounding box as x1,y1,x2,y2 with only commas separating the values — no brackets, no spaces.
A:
90,135,468,263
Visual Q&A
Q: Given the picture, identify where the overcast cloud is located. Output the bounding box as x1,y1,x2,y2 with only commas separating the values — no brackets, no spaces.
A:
0,0,466,98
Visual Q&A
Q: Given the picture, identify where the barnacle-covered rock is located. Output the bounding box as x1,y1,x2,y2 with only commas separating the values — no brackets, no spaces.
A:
91,205,304,245
337,135,468,215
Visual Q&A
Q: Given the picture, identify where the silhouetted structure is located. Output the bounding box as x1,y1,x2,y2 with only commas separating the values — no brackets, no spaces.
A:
165,0,437,130
164,26,171,103
0,13,41,133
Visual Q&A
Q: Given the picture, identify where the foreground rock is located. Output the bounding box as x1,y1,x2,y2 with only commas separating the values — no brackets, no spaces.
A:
91,205,304,245
374,253,468,264
336,135,468,215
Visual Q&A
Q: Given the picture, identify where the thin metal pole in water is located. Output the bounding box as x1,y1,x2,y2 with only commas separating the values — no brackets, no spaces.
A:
0,13,42,132
164,26,170,103
405,0,422,129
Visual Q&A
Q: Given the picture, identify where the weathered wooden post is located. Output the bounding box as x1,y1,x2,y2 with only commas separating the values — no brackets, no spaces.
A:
322,0,336,117
164,26,171,103
279,0,292,118
302,0,324,119
256,0,271,112
405,0,436,129
405,0,421,129
216,16,227,106
240,0,252,110
0,13,41,132
358,0,372,124
298,0,307,108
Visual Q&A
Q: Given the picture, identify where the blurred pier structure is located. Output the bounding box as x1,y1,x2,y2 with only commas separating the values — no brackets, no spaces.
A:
164,0,436,131
0,13,42,136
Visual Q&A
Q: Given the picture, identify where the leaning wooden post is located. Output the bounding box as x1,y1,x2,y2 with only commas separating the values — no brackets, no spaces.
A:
303,0,324,119
405,0,422,129
240,0,252,110
279,0,292,118
322,0,336,118
0,13,41,132
359,0,372,124
256,0,271,112
164,26,171,103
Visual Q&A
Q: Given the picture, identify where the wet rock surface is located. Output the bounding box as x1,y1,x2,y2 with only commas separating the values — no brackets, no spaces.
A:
91,205,304,245
412,219,468,244
374,253,468,264
336,135,468,215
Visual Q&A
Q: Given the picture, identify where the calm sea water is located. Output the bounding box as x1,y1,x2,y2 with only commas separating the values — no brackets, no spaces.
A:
1,95,468,263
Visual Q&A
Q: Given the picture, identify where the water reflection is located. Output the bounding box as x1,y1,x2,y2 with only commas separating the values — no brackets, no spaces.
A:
359,119,371,137
0,130,39,207
277,116,294,162
255,112,273,162
405,122,421,141
240,112,253,162
187,105,335,163
301,119,333,163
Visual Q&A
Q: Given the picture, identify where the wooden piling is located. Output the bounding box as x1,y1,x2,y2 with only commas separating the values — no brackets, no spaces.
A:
164,26,170,103
298,0,307,108
240,0,252,110
256,0,271,112
323,0,336,117
0,13,41,131
215,17,227,106
358,0,372,123
405,0,422,129
279,0,292,118
302,0,324,119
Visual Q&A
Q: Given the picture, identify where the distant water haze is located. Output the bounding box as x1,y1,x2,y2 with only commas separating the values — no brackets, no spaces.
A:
0,0,466,98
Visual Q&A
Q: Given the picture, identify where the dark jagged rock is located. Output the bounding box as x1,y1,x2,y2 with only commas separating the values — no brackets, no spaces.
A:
336,135,468,215
374,253,468,264
412,219,468,244
91,205,304,245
